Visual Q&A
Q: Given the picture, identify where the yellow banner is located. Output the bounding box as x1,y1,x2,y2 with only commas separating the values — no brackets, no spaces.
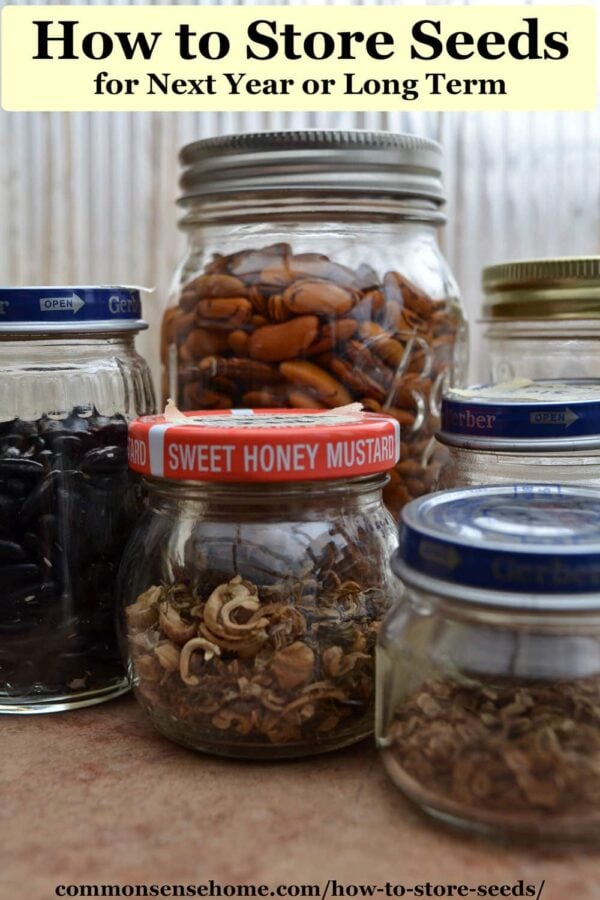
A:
1,4,596,111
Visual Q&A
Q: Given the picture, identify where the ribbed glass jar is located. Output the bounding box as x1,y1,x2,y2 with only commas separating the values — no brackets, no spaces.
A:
160,131,468,520
0,288,155,713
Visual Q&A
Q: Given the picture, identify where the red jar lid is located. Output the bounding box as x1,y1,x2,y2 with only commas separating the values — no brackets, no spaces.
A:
127,408,400,483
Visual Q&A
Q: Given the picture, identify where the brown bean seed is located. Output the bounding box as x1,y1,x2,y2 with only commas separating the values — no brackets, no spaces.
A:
350,290,385,322
248,316,320,363
243,390,286,407
228,330,250,356
287,389,321,409
183,384,232,410
186,273,248,301
306,318,357,355
183,328,230,360
196,297,253,327
283,280,358,317
359,322,406,369
280,361,351,408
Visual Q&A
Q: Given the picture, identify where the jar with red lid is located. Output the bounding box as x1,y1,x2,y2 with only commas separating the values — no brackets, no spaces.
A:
119,407,399,758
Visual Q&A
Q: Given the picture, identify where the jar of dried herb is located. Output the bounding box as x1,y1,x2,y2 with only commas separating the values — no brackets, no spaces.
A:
161,130,468,520
120,406,399,758
436,378,600,490
377,484,600,840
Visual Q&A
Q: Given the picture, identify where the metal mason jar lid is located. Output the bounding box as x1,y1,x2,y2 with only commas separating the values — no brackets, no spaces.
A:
0,286,148,334
439,378,600,452
178,130,444,205
393,484,600,610
482,256,600,320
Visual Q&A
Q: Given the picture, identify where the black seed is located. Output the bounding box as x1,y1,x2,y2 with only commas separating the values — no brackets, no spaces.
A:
0,541,27,562
9,420,37,438
51,435,84,458
2,478,28,498
18,476,56,525
1,446,22,460
0,563,40,589
81,445,126,475
0,409,133,694
0,458,44,479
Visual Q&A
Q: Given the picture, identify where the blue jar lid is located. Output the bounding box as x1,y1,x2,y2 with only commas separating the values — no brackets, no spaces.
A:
440,379,600,450
0,286,147,333
394,484,600,608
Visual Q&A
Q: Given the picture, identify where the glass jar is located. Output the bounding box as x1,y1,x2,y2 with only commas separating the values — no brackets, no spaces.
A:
436,379,600,490
119,407,399,758
377,484,600,841
482,257,600,381
161,130,467,520
0,288,155,714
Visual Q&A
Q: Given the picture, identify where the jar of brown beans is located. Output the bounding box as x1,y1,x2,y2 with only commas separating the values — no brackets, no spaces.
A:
161,130,468,519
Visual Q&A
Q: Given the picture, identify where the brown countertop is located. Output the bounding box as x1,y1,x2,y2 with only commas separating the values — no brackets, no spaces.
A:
1,696,598,900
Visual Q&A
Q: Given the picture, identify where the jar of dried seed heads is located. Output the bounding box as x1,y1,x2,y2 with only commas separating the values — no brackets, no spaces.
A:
377,484,600,841
120,406,399,758
161,130,467,520
436,379,600,491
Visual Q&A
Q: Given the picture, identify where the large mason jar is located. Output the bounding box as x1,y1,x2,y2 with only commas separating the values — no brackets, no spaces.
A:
482,257,600,382
161,131,467,519
0,287,155,713
377,484,600,841
119,407,399,758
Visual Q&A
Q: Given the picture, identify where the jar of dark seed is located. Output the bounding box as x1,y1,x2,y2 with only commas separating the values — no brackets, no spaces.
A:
161,130,468,520
0,288,155,713
377,484,600,841
120,407,399,758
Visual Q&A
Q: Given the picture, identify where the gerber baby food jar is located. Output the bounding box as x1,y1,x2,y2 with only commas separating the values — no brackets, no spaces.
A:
378,484,600,840
437,379,600,490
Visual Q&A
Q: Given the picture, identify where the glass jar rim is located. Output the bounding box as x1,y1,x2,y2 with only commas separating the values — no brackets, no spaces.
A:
142,470,389,496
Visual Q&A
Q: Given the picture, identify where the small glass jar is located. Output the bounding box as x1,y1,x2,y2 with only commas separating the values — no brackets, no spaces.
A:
0,288,155,714
436,379,600,490
482,257,600,381
161,130,468,520
377,484,600,841
119,407,399,758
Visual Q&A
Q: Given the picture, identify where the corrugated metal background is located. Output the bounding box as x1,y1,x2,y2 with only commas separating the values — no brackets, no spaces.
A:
1,0,599,382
